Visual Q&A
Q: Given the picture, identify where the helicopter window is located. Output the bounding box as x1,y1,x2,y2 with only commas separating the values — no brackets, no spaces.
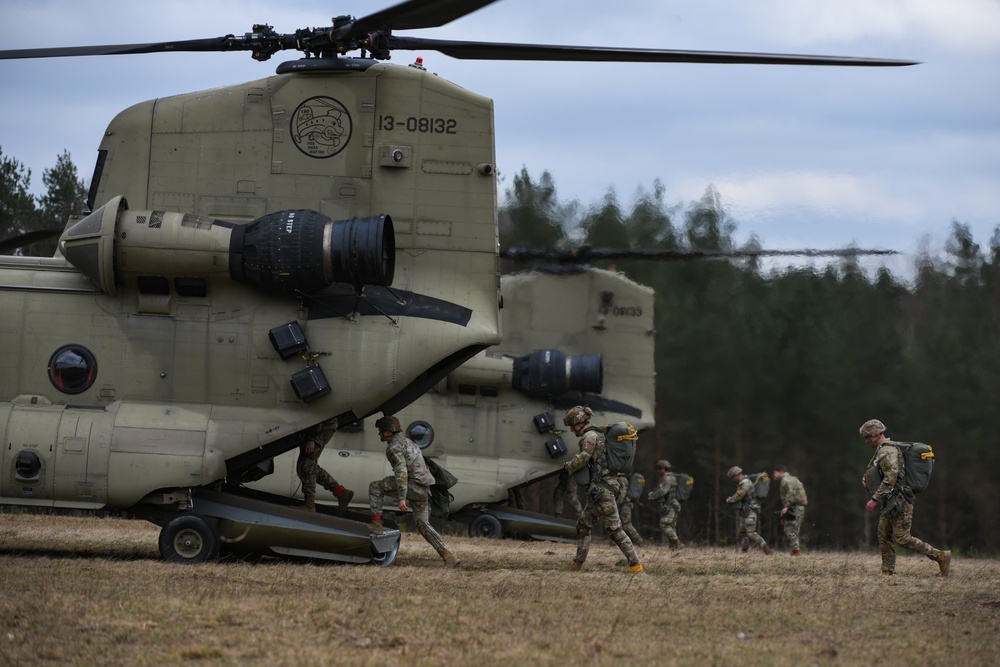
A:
137,276,170,295
48,345,98,394
480,386,498,398
458,384,476,396
175,277,207,298
15,451,42,478
406,421,434,449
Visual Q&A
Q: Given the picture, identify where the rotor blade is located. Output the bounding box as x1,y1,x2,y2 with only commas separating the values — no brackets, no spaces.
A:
0,37,241,60
387,37,919,66
350,0,501,34
0,228,64,254
501,247,899,262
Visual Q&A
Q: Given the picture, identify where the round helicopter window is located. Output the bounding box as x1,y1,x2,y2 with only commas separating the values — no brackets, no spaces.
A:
406,421,434,449
48,345,98,394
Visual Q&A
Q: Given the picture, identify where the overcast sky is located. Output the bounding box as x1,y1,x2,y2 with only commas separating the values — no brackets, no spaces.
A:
2,0,999,273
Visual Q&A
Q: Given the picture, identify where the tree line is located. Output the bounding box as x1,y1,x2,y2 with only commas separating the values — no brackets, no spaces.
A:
0,147,87,256
501,167,1000,554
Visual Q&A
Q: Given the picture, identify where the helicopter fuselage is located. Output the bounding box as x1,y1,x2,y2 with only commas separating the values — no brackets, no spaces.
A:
1,60,501,513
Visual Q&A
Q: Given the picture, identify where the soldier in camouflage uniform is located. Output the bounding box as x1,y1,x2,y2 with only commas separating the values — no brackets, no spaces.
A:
772,466,807,555
860,419,950,576
553,469,583,519
296,418,354,512
725,466,773,555
616,473,644,546
367,416,459,567
562,406,643,573
647,459,683,549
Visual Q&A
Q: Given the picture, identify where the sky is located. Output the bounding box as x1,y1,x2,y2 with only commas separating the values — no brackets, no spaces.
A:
2,0,999,276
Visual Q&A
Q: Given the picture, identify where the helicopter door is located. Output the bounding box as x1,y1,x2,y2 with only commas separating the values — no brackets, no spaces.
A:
2,404,61,506
52,408,114,508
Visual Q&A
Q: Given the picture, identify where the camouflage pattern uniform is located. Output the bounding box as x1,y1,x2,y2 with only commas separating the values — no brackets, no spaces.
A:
553,469,583,518
647,472,681,546
369,432,449,557
296,420,349,506
778,473,808,552
564,427,640,568
616,474,643,546
870,442,945,574
726,476,769,553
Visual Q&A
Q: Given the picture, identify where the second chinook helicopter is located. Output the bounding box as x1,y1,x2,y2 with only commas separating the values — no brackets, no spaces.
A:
0,0,913,562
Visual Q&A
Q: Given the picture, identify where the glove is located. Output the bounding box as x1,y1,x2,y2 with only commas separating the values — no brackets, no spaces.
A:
865,499,878,513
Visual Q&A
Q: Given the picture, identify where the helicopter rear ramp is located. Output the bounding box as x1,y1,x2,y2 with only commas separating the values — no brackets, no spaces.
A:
183,486,400,565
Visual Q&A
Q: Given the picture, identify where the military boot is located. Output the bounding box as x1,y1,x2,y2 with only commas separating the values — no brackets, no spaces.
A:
790,549,801,556
367,515,384,534
937,550,951,577
335,487,354,511
568,560,583,571
670,539,684,551
763,545,773,556
302,491,316,513
441,549,461,567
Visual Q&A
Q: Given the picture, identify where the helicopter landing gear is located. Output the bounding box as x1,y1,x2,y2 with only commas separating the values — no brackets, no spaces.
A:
158,514,221,564
468,513,503,539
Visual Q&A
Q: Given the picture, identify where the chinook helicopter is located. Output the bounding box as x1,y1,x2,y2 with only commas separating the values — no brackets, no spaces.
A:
0,0,914,563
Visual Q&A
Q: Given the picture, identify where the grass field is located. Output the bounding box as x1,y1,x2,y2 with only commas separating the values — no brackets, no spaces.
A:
1,513,998,666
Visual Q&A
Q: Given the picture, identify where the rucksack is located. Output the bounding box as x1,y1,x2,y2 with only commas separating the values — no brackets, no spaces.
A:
626,473,646,500
600,422,638,474
745,472,770,499
866,441,935,495
672,473,695,501
425,458,459,519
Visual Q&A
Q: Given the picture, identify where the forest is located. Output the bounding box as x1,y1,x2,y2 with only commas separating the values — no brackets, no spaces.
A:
3,149,999,553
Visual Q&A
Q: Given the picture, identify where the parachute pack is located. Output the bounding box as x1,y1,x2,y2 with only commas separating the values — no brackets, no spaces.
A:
625,472,646,500
672,473,695,501
866,441,935,495
601,422,638,474
745,472,771,499
424,457,459,518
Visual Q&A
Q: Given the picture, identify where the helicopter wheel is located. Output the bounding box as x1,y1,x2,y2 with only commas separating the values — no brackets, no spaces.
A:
468,514,503,539
158,514,221,564
371,537,400,567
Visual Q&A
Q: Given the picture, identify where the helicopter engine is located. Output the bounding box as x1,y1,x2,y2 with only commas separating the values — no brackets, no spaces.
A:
59,195,394,297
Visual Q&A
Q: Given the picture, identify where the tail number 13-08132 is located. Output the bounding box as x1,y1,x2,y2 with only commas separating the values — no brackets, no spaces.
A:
378,116,457,134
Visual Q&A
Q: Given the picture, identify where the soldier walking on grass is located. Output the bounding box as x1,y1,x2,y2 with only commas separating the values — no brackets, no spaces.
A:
772,466,807,556
367,415,460,567
296,419,354,513
725,466,773,555
647,459,684,549
860,419,949,577
561,406,643,573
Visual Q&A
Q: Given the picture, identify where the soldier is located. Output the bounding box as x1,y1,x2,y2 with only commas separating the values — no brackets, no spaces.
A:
296,419,354,513
367,415,460,567
561,406,643,573
647,459,683,549
772,466,807,555
725,466,773,555
616,472,644,547
553,468,583,519
860,419,950,576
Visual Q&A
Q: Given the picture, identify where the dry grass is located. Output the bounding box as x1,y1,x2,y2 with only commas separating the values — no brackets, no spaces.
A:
1,513,999,666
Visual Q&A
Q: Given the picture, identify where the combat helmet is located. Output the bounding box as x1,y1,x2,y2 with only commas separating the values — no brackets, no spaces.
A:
375,415,402,433
656,459,672,471
859,419,886,438
563,405,593,427
727,466,743,479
